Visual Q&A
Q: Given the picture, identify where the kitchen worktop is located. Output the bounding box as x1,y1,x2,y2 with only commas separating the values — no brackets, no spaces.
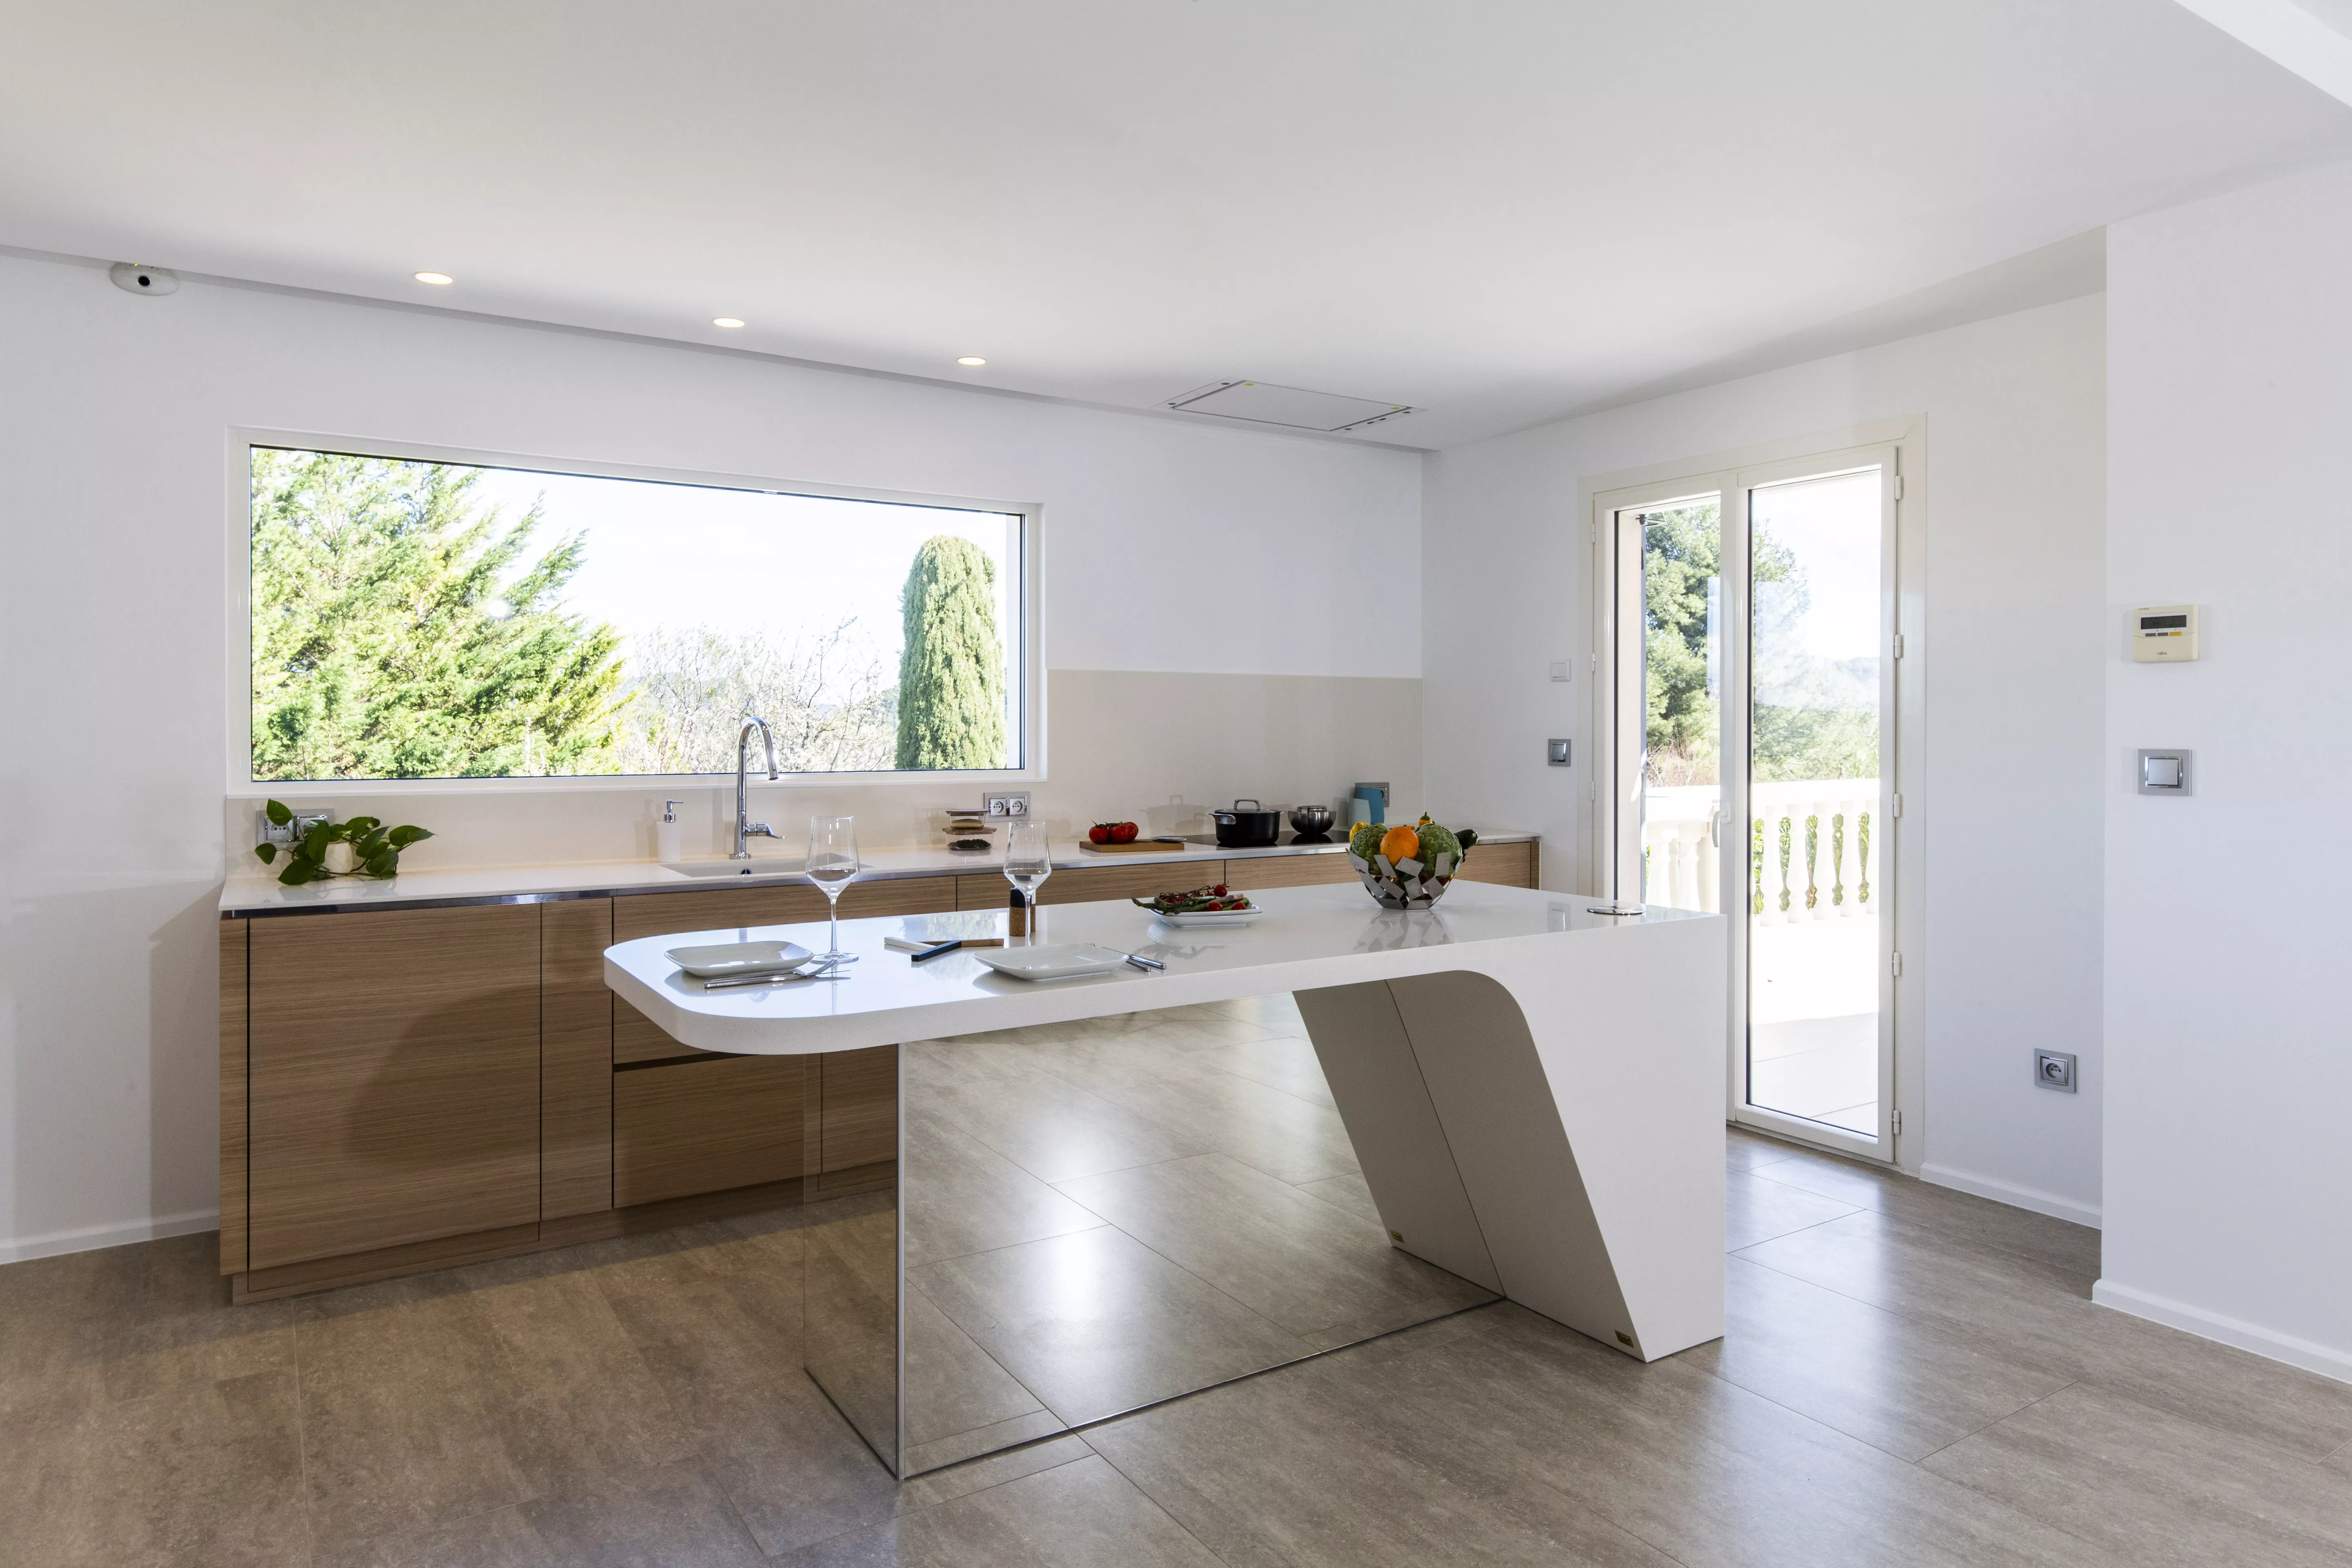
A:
217,827,1537,915
606,878,1690,1058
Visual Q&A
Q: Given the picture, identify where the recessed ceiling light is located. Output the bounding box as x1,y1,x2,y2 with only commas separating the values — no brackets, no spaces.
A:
412,271,454,286
712,317,746,329
957,356,987,366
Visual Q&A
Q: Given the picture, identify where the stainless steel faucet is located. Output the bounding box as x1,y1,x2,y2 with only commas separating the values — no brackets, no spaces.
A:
732,717,780,859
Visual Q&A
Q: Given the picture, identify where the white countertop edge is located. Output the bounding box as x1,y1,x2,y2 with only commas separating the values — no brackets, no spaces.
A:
218,829,1538,914
604,884,1711,1056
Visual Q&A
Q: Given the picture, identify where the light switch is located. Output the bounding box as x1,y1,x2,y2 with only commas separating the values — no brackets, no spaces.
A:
2136,749,2192,795
1548,661,1572,683
1547,739,1572,767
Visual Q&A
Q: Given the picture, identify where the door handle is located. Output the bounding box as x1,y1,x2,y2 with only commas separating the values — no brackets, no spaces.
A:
1708,808,1722,848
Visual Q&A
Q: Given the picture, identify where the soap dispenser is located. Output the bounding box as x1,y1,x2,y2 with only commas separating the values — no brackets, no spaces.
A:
655,799,683,863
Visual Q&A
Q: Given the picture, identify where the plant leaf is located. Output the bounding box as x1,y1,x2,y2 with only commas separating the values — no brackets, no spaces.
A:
364,851,399,878
386,825,434,848
344,816,381,835
265,799,293,827
301,820,333,860
278,859,323,885
254,842,278,864
355,828,389,859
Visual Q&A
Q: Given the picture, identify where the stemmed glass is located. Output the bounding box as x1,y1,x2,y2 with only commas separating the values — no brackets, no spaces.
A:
807,815,862,967
1003,820,1052,945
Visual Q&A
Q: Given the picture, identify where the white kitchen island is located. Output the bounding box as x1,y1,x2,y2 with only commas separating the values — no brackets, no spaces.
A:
606,879,1725,1477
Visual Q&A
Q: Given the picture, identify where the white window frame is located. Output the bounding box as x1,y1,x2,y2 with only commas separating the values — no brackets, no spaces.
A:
1584,419,1926,1172
224,429,1047,799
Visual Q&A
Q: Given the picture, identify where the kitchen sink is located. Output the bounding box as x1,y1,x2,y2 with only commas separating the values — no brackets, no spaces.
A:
661,857,808,879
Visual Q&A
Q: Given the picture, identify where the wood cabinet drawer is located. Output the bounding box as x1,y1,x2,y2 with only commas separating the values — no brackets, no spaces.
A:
837,876,955,918
247,903,541,1272
1457,839,1537,889
1222,853,1356,890
614,1054,806,1207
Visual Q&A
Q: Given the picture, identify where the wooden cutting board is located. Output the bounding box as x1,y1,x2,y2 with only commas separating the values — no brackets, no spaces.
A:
1078,837,1195,854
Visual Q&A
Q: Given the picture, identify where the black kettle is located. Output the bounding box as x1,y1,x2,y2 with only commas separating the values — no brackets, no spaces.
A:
1210,798,1284,848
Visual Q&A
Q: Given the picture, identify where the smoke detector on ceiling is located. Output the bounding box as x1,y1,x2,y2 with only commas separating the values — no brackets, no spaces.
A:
1166,380,1414,432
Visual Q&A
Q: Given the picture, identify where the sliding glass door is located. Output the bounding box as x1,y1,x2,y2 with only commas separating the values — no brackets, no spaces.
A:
1602,451,1898,1160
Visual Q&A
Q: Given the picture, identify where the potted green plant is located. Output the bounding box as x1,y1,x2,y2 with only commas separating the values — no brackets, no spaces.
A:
253,800,433,885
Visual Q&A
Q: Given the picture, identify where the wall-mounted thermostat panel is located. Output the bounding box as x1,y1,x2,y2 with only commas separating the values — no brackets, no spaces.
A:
2131,604,2199,662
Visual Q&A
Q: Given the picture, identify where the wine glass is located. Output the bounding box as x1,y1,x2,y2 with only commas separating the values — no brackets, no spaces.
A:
1003,820,1051,944
807,815,862,966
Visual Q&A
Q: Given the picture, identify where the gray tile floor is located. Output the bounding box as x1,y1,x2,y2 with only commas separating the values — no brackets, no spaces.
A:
6,996,2352,1565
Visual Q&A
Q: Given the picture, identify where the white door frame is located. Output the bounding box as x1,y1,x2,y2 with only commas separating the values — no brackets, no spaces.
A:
1589,432,1920,1168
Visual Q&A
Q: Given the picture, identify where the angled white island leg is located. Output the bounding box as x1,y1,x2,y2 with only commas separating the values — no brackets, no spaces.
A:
1297,913,1726,1360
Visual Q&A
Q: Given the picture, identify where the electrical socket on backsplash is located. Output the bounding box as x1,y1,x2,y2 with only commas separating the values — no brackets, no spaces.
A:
982,793,1031,817
258,806,332,847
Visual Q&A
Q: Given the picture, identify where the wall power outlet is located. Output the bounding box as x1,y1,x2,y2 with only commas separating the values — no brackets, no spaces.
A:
982,793,1031,818
2034,1050,2078,1093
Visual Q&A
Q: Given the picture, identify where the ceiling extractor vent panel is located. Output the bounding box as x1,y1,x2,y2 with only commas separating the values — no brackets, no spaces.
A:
1165,380,1415,432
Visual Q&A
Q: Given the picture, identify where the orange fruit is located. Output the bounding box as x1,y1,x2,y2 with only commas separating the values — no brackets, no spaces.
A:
1379,824,1421,862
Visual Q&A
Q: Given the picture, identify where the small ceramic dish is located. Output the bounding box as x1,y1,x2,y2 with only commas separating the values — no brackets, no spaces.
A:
665,939,815,978
971,943,1134,981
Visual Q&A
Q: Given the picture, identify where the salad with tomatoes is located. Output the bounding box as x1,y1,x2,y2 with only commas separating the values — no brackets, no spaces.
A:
1132,883,1255,915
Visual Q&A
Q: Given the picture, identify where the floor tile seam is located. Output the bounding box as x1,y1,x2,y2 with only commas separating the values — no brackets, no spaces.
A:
697,1451,770,1562
1070,1403,1378,1568
1513,1465,1702,1568
906,1218,1116,1272
1687,1352,2017,1472
1727,1200,1866,1253
290,1344,321,1568
2059,1367,2352,1470
1907,1379,2083,1468
1191,1058,1343,1112
892,1445,1098,1521
1743,1164,2097,1273
1038,1208,1327,1352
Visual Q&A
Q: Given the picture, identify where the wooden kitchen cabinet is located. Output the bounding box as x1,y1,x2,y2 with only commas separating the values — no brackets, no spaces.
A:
1223,853,1357,891
245,903,542,1272
1457,838,1538,889
820,1046,897,1176
614,1054,806,1206
541,897,615,1221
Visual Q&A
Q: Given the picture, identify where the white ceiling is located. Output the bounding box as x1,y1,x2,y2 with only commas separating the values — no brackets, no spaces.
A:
5,1,2348,448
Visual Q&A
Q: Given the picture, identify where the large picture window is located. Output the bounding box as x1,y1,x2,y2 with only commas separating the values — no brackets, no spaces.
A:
245,445,1030,783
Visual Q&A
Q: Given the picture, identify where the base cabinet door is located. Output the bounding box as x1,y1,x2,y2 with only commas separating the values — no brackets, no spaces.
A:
247,904,542,1272
614,1055,806,1206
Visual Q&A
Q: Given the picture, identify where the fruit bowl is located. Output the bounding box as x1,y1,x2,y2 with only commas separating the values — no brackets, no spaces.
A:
1347,817,1478,910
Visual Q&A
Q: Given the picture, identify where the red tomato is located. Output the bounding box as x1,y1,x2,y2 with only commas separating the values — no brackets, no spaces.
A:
1088,823,1112,844
1111,821,1139,843
1212,884,1227,896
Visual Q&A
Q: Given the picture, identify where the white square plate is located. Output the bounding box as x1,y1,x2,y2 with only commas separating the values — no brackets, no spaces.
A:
971,943,1134,981
666,939,815,978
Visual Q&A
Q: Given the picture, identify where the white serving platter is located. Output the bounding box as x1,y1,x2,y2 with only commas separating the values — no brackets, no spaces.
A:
1149,901,1262,928
665,938,815,978
971,943,1134,981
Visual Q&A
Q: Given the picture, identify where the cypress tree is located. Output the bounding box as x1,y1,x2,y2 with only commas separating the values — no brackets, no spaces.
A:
893,536,1008,769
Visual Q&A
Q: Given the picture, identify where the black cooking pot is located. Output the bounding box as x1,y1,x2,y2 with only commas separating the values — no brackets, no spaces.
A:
1210,798,1284,848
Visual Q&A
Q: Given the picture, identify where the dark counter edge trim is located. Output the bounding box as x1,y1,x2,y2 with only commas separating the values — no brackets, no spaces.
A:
220,835,1535,920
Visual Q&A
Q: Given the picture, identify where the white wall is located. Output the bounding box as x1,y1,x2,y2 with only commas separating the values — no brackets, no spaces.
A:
1422,295,2107,1217
0,252,1421,1258
2099,160,2352,1380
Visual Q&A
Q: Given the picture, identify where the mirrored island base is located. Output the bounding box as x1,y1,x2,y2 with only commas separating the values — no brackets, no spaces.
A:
802,1000,1515,1479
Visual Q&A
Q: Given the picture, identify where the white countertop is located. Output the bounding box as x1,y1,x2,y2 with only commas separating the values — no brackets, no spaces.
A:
602,880,1704,1056
217,830,1535,915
